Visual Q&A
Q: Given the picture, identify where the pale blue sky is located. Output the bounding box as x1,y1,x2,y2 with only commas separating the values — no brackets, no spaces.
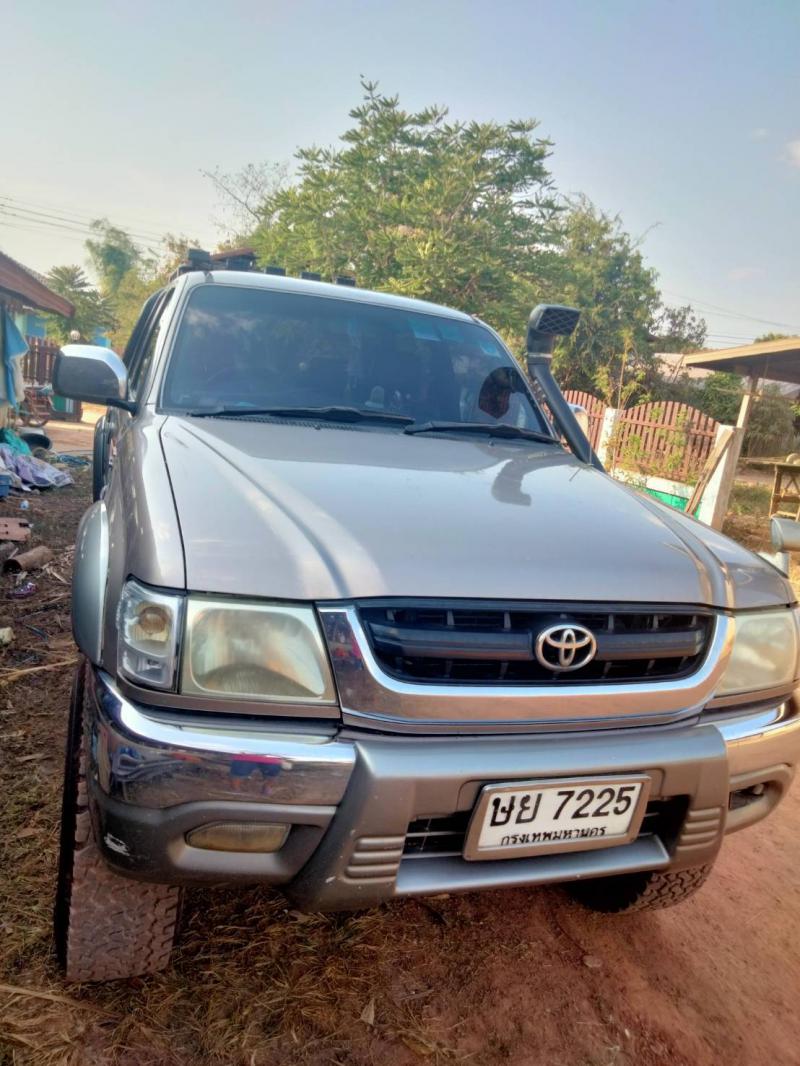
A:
2,0,798,346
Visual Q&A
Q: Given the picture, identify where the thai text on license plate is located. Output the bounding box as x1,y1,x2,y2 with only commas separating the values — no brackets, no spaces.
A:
463,776,650,860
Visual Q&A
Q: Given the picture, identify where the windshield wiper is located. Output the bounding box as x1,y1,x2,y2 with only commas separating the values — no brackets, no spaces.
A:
186,405,415,425
403,420,557,444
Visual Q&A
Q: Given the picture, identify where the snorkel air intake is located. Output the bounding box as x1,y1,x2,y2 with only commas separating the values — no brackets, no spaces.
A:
524,304,602,470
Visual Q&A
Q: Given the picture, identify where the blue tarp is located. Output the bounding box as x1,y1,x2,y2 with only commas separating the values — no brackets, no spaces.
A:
1,308,28,407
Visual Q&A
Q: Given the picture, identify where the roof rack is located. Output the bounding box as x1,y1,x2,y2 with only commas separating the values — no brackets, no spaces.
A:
169,247,357,286
210,247,258,272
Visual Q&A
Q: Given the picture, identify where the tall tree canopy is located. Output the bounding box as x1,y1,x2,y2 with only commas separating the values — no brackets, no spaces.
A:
82,230,199,348
51,80,707,404
544,200,707,400
86,219,141,295
251,81,561,336
545,199,662,396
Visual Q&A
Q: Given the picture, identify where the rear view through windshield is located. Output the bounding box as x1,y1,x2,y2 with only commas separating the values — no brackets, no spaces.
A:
161,284,551,433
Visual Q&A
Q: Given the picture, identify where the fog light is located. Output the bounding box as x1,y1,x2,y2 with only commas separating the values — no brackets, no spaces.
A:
186,822,289,853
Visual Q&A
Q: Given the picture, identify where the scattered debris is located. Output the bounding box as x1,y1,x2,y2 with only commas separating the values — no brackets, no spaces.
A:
0,627,13,646
8,581,37,600
4,546,53,573
53,453,91,466
583,955,603,970
0,444,72,489
17,428,52,452
0,656,78,685
0,518,31,542
360,997,376,1026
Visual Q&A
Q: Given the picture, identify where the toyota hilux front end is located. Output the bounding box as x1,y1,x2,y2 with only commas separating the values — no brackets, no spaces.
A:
52,264,800,981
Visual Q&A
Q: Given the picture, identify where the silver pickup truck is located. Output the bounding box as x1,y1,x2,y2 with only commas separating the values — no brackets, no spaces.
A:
53,256,800,982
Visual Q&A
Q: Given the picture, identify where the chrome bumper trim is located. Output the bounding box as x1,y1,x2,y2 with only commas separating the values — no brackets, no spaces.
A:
715,699,800,779
88,669,356,808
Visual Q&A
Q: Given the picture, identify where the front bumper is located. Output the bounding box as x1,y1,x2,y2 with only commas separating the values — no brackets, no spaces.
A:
85,668,800,909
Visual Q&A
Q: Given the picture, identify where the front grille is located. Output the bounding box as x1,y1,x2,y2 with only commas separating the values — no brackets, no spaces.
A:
358,601,714,686
403,798,688,859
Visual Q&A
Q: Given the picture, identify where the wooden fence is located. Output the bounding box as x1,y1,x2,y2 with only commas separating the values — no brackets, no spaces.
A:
562,392,721,481
22,336,60,385
563,389,605,449
611,400,719,481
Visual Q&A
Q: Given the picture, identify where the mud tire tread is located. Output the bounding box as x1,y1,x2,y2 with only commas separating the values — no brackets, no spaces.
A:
569,863,714,914
55,664,181,982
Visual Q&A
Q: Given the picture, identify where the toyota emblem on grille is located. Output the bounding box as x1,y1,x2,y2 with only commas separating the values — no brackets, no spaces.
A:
535,623,597,672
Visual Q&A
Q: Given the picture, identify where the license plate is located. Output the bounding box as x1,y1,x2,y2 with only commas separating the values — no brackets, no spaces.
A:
463,776,650,861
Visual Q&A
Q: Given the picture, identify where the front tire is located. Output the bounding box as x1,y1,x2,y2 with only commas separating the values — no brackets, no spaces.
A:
568,862,714,914
54,665,182,982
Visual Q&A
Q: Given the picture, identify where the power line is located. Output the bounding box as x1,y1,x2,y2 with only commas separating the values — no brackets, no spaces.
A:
663,289,800,333
0,203,164,245
0,218,89,244
0,193,178,241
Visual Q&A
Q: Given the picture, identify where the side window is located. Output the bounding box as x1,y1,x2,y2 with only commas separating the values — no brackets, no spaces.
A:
127,290,173,401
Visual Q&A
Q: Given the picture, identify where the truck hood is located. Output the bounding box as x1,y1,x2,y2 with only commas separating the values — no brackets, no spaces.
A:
160,417,792,609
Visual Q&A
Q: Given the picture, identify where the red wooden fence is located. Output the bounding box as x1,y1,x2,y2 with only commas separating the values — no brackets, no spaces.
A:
613,400,719,480
22,336,60,385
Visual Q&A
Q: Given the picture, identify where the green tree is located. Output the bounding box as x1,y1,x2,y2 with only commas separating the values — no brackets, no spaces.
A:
652,304,706,352
44,265,116,343
744,384,797,457
82,228,200,349
754,332,793,343
545,199,706,400
546,199,660,396
86,219,142,295
696,372,743,423
249,80,560,336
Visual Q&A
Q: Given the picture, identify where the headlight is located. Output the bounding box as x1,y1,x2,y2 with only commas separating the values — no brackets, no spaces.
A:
716,609,800,697
181,598,335,703
117,580,182,690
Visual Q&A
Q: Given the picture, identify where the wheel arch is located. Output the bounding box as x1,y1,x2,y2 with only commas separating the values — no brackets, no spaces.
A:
72,500,110,665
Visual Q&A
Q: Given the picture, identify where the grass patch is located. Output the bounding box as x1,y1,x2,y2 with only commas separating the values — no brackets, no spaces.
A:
728,483,771,517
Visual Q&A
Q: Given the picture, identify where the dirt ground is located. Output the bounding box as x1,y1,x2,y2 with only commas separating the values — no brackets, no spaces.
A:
1,463,799,1066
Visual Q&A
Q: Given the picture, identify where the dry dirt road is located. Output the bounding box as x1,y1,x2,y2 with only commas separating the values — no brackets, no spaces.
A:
1,467,799,1066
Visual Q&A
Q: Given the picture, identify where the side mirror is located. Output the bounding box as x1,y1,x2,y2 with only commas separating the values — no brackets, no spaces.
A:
54,345,134,412
568,402,590,439
771,517,800,553
756,516,800,576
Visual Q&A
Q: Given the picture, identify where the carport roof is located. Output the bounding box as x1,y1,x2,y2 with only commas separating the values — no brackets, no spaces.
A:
0,250,74,317
683,336,800,386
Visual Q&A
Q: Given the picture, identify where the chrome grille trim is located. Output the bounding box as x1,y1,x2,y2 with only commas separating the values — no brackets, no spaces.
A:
359,603,713,685
319,605,734,733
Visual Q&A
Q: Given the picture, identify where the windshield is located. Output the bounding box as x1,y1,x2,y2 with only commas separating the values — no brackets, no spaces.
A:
162,284,552,435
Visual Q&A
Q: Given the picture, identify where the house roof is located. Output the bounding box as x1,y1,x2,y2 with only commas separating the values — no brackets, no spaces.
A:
656,350,712,382
683,337,800,386
0,250,74,317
